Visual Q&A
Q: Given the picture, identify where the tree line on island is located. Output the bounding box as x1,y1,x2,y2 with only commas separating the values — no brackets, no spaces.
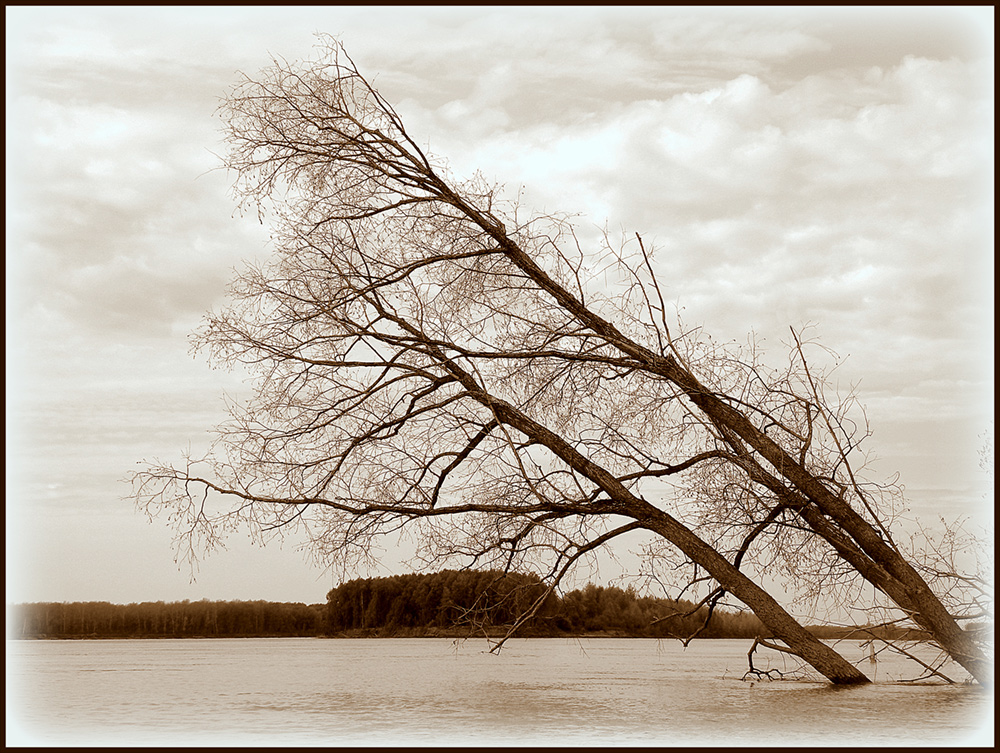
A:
324,569,765,639
12,569,928,641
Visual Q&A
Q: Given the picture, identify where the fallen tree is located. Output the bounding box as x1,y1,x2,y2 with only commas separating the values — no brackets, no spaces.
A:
130,39,990,685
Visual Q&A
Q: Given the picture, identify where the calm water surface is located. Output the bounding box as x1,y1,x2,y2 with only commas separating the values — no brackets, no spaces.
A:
7,638,992,746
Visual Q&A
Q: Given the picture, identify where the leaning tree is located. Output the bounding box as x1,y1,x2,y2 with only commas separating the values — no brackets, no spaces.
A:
131,39,991,686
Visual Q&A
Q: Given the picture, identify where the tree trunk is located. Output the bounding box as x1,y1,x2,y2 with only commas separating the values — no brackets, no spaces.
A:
635,506,871,684
453,370,870,684
662,361,991,685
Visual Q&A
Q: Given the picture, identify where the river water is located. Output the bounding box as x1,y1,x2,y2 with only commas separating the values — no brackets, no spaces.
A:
6,637,992,746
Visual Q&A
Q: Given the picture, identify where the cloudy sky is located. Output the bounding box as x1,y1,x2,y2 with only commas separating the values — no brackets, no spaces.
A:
6,7,993,607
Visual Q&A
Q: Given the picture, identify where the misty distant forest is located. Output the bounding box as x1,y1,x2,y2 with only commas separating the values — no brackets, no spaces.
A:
13,570,928,641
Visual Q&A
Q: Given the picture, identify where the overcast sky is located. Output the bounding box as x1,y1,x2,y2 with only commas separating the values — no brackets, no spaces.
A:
6,6,994,607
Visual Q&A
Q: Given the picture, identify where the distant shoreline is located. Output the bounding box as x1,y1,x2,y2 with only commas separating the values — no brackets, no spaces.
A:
11,625,750,640
11,629,906,642
10,595,936,643
13,629,727,640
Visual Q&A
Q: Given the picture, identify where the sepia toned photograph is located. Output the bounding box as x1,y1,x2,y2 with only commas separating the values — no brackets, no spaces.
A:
6,5,994,747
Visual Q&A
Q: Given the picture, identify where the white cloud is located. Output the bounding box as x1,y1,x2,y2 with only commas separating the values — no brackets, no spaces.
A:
652,15,831,64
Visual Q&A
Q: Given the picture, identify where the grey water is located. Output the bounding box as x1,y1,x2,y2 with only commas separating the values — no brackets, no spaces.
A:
6,637,992,747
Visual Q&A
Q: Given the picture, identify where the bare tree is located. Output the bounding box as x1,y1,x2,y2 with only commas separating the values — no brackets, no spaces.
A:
131,39,990,686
